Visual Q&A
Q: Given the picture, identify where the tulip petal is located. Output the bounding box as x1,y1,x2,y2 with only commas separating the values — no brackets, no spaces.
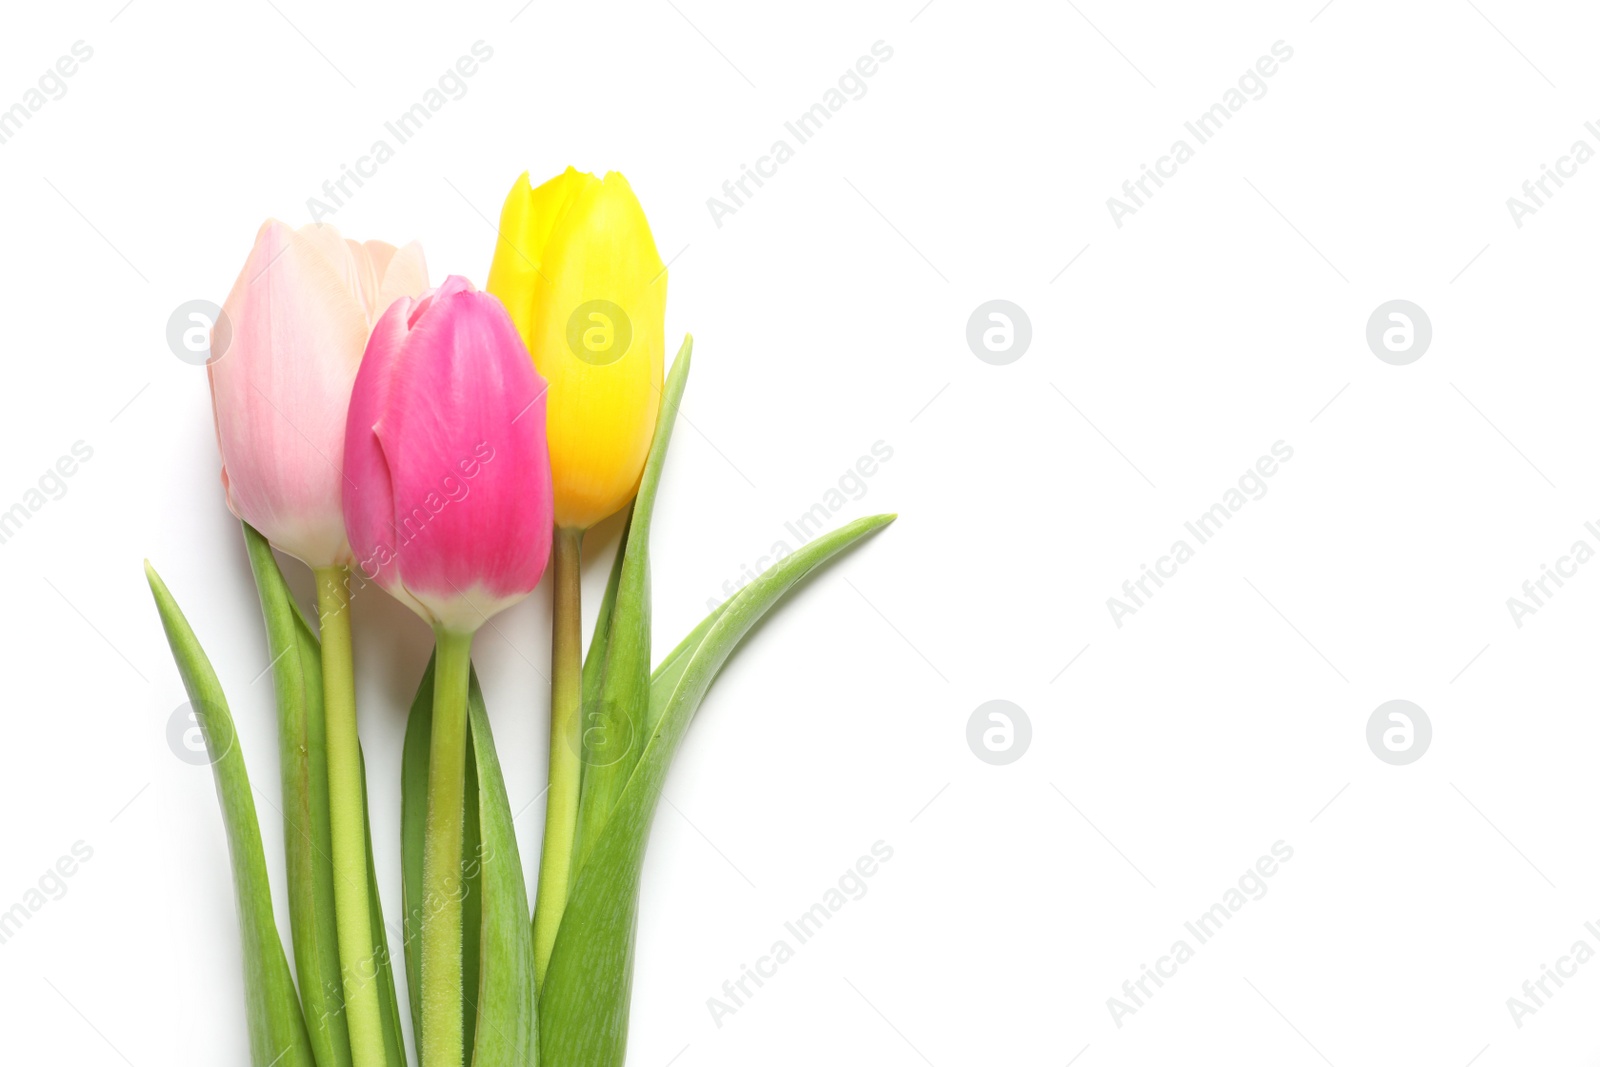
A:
375,281,551,628
486,168,592,343
374,241,429,326
528,172,666,529
345,276,553,632
211,220,426,567
342,296,431,620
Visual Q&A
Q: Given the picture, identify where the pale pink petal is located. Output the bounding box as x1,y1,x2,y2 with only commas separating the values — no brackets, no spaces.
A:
209,219,369,566
373,241,429,325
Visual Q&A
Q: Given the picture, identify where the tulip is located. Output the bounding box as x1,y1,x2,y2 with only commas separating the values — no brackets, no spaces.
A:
211,220,426,1067
488,167,666,531
211,220,428,567
487,168,667,981
343,275,552,1067
343,274,554,631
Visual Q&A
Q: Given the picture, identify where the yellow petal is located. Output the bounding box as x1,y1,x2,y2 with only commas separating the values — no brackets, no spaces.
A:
487,168,593,343
528,171,666,529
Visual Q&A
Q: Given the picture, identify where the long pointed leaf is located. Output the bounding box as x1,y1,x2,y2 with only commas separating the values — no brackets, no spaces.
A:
540,514,895,1066
645,596,729,737
572,507,629,861
400,655,434,1048
581,506,631,713
402,656,536,1067
572,336,691,871
243,524,352,1067
401,652,481,1061
357,744,409,1067
461,720,484,1064
144,561,317,1067
248,524,407,1066
465,669,537,1065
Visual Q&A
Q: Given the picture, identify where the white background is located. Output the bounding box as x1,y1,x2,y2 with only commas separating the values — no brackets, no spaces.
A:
1,1,1597,1064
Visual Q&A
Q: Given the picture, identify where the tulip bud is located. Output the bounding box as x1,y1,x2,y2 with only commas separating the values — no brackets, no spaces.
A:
342,275,554,633
487,168,666,530
210,219,428,567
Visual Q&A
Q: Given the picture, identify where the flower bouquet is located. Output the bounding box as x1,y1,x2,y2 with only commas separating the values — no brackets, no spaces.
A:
146,167,893,1066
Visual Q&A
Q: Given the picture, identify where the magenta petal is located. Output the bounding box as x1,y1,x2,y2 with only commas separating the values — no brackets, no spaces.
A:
342,275,553,631
343,295,414,598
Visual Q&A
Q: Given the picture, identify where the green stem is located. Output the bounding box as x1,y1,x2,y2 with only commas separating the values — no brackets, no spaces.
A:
533,526,583,986
315,567,386,1067
421,627,474,1067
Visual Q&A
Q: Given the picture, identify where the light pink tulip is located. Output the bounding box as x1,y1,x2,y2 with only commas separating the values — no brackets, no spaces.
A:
209,220,428,567
342,275,553,633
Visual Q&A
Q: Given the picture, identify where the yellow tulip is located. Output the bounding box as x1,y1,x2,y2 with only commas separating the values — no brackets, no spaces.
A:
488,167,666,530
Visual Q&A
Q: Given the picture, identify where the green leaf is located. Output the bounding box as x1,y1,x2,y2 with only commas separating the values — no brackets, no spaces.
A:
402,656,537,1067
460,717,484,1064
400,656,432,1049
246,524,408,1066
357,743,410,1067
463,669,537,1065
645,595,729,738
572,507,629,830
144,561,317,1067
580,505,630,714
571,336,691,873
242,524,351,1067
539,513,896,1067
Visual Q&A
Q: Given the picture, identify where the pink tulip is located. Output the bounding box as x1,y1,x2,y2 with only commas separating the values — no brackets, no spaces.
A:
342,275,554,633
210,219,428,567
345,278,554,1065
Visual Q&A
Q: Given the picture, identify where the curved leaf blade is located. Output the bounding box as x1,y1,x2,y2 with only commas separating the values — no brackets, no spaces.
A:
357,743,410,1067
144,561,317,1067
247,524,408,1065
243,523,352,1067
399,655,434,1050
572,336,692,872
540,514,895,1067
403,656,536,1067
401,656,482,1061
580,505,630,714
465,669,537,1066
